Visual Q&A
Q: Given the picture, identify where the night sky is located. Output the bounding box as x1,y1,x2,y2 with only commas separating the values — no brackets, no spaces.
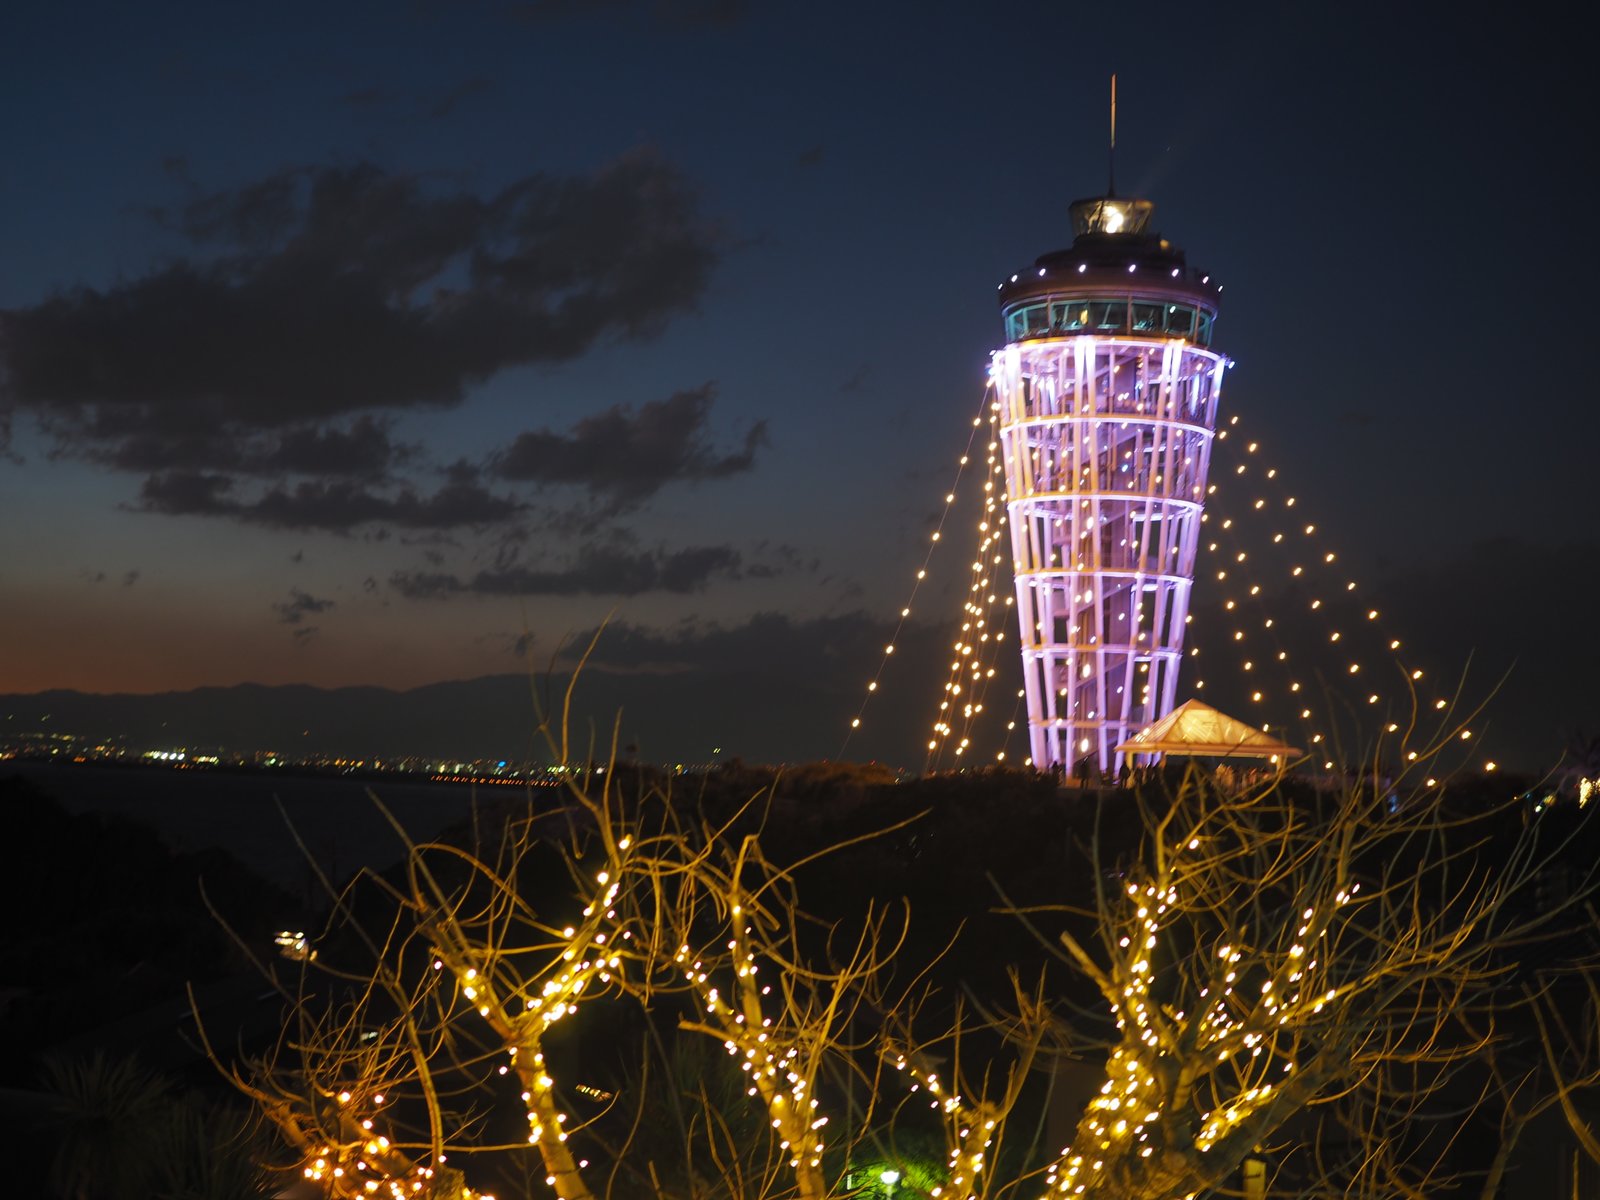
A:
3,1,1594,768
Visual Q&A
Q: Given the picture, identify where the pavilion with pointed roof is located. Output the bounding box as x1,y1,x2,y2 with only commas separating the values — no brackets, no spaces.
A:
1114,699,1300,763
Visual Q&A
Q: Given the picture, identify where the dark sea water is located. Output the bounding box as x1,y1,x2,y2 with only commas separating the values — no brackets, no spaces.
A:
3,762,514,897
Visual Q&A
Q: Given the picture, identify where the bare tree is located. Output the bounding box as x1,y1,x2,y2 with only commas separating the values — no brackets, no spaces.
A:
202,704,1597,1200
982,741,1594,1199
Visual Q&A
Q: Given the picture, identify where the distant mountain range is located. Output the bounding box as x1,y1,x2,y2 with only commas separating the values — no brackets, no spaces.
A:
0,669,933,768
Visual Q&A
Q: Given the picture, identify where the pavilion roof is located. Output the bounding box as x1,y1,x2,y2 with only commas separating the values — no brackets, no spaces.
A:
1114,699,1301,759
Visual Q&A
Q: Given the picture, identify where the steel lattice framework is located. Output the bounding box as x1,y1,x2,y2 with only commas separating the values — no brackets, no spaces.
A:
993,195,1225,774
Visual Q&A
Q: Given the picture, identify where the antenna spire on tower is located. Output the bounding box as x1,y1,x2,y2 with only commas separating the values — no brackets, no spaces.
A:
1108,73,1117,197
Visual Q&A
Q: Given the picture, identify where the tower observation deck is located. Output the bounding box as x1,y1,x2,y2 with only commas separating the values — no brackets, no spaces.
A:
993,193,1226,774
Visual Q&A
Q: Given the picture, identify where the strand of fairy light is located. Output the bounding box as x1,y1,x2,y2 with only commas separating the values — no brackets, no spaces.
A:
1199,507,1393,769
1039,829,1364,1200
941,422,1011,754
839,383,996,757
1184,413,1477,770
983,682,1028,767
943,394,1036,770
1202,523,1468,782
301,1090,456,1200
927,399,1016,769
678,905,828,1189
303,836,641,1200
1190,463,1376,766
954,464,1025,767
885,1047,999,1200
931,440,1027,771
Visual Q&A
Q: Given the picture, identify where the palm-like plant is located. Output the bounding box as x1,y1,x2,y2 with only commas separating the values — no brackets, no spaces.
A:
143,1098,276,1200
40,1052,275,1200
40,1052,170,1200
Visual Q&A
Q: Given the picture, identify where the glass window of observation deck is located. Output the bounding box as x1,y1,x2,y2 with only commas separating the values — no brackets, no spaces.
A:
1051,300,1087,332
1004,299,1213,343
1132,303,1164,332
1004,303,1051,340
1089,300,1127,332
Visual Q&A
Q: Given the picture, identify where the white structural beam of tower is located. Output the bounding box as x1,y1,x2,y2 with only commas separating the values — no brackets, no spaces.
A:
992,194,1226,774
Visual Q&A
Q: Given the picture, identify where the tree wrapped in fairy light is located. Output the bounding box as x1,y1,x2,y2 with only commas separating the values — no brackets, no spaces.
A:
206,776,665,1200
1014,759,1590,1198
992,192,1226,773
200,710,905,1200
204,697,1595,1199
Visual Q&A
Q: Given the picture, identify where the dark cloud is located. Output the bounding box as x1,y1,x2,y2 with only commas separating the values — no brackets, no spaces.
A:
796,144,824,169
272,587,335,625
92,416,414,479
122,569,141,587
391,543,744,598
389,572,465,600
136,472,523,531
746,540,818,578
291,626,319,644
2,153,720,482
138,471,234,514
492,382,764,507
181,168,304,248
257,417,415,476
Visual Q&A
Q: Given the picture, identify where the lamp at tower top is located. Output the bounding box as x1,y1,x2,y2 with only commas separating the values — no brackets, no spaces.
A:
1070,195,1153,237
996,192,1222,351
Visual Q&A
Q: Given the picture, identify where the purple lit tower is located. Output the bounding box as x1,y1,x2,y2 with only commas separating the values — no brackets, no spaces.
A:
992,192,1226,773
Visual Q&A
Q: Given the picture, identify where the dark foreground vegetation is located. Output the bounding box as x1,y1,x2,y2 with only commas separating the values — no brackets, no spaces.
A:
4,757,1599,1199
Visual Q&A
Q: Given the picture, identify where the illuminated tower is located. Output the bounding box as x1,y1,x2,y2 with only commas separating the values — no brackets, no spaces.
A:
993,191,1225,773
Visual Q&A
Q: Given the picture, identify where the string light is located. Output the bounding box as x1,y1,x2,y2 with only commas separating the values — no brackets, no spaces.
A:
1190,411,1474,762
927,399,1017,770
886,1048,1000,1200
853,347,1487,777
674,896,830,1193
1033,829,1368,1200
841,383,995,755
292,835,647,1200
